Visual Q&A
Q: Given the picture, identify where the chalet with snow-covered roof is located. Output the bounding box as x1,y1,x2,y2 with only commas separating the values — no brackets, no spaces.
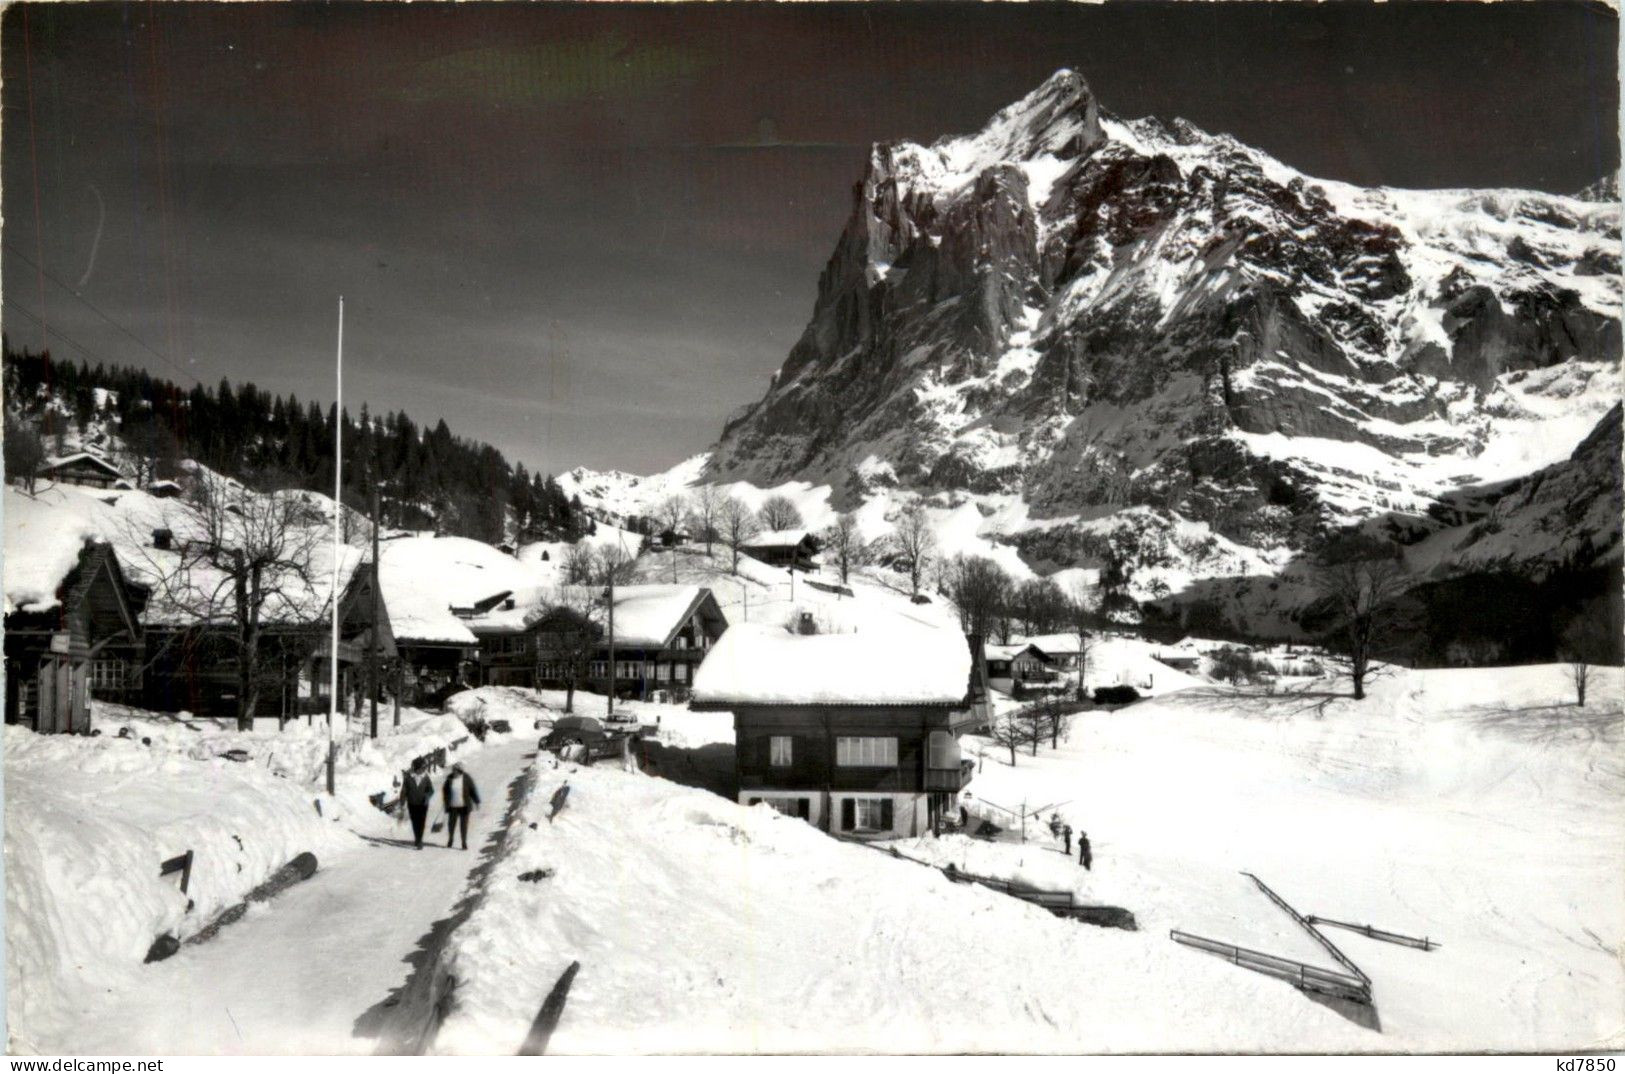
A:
692,624,987,839
4,541,147,733
984,642,1059,693
38,452,128,490
1016,632,1090,671
534,584,729,700
741,529,821,572
140,552,392,722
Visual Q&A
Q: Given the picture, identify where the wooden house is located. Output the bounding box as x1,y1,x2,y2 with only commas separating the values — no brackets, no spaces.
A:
692,624,986,838
741,529,821,572
39,453,128,490
141,556,393,722
1016,633,1090,671
530,584,728,700
4,542,146,733
984,642,1059,694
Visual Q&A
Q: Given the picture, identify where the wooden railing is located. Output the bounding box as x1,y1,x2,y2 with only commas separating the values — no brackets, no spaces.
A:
1170,930,1371,1004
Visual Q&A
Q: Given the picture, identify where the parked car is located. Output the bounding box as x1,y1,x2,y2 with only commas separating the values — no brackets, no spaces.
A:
540,715,637,763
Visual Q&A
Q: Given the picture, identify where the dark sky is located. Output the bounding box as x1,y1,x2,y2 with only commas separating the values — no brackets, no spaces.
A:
4,2,1618,476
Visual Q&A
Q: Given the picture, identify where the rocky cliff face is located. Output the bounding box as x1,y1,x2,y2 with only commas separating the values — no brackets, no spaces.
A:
708,70,1621,614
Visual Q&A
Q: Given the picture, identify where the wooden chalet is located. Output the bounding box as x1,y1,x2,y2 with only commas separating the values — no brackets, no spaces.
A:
141,556,393,722
529,584,728,701
692,624,988,838
984,642,1059,693
1016,633,1090,671
741,529,821,572
39,453,128,490
4,542,146,733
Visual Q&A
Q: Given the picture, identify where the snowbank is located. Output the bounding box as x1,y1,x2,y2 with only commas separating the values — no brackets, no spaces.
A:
5,726,354,1049
434,758,1372,1053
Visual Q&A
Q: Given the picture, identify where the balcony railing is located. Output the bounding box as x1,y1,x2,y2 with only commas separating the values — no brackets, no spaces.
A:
924,759,976,792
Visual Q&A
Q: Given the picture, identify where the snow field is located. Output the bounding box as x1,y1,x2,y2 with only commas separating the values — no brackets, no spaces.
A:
958,663,1625,1050
433,754,1372,1054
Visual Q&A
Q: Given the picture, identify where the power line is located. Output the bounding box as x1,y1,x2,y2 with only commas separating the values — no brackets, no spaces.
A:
2,241,198,385
2,297,119,369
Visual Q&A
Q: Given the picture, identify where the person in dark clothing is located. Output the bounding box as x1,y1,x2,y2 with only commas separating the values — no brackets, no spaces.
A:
1062,824,1073,856
958,803,969,829
442,761,481,850
1078,831,1093,871
402,758,435,850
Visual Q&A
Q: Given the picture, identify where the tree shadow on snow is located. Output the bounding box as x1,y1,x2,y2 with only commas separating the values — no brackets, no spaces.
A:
351,760,540,1054
636,740,737,800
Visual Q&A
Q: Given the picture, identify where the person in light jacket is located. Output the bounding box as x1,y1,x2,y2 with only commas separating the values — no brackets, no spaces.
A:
442,761,481,850
401,758,435,850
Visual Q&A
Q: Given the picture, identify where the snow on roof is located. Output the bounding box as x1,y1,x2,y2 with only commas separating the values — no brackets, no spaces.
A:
1017,633,1086,655
377,535,542,645
985,642,1051,663
42,452,125,476
3,486,116,614
609,584,709,649
693,621,970,707
743,529,812,549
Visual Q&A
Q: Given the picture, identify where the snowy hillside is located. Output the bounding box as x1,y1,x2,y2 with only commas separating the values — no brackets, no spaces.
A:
551,68,1625,640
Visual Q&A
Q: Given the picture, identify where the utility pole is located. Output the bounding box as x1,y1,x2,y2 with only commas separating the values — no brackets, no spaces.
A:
326,296,343,797
368,472,380,739
606,569,616,717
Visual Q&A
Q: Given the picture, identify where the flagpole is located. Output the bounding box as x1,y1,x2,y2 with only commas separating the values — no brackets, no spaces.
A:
327,296,344,795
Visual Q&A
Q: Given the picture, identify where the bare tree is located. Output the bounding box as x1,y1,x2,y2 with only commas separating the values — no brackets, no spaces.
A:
532,587,602,714
758,494,804,532
1063,578,1098,702
688,485,725,556
561,542,597,585
1018,695,1080,751
654,493,688,582
128,471,337,731
1314,555,1409,701
1012,577,1067,636
821,511,870,586
1558,614,1614,707
4,416,45,493
986,714,1030,767
719,496,760,574
889,501,936,597
594,542,638,587
1567,658,1592,708
945,554,1012,643
118,413,182,488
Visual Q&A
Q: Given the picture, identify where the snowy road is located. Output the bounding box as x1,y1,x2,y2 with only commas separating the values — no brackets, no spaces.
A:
69,737,539,1055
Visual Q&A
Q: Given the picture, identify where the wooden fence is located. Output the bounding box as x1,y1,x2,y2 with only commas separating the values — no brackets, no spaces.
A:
1169,930,1372,1004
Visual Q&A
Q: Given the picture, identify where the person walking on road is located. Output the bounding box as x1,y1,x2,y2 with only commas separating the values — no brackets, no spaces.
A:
1078,830,1093,871
442,761,481,850
402,758,435,850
